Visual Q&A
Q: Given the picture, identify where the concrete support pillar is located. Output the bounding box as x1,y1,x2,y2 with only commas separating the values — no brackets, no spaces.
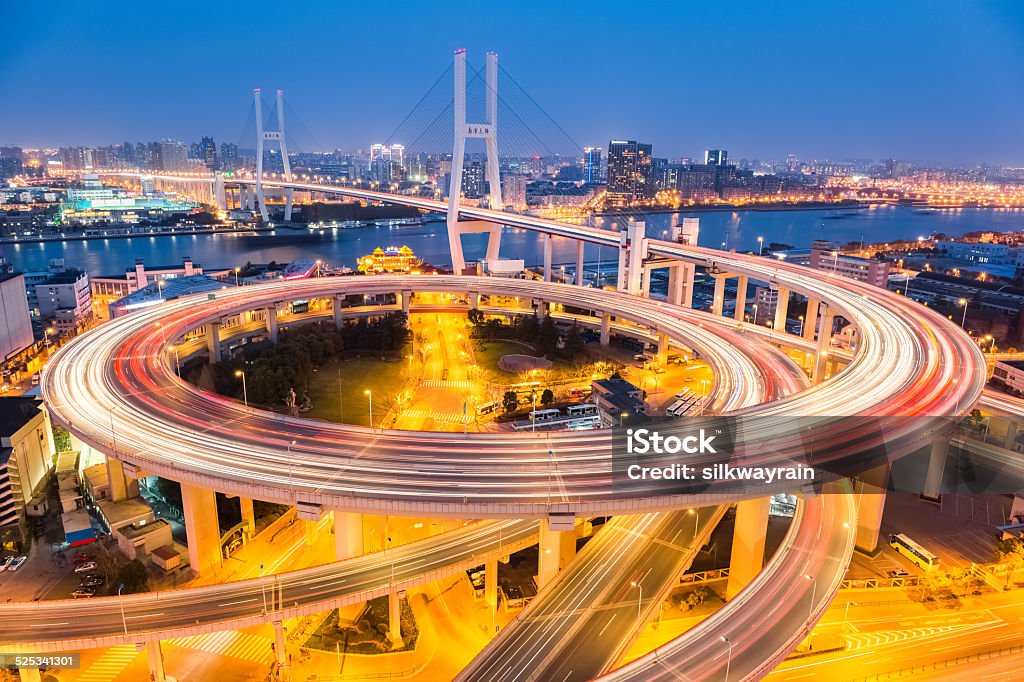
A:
726,497,771,600
922,438,949,501
146,639,166,682
333,510,364,560
388,590,404,645
537,521,577,589
641,265,653,298
575,240,585,286
773,287,790,332
812,307,836,383
239,497,256,539
107,456,129,502
733,275,748,321
657,333,669,365
18,669,41,682
600,313,610,346
854,463,890,554
333,295,344,329
667,264,683,306
363,514,388,553
305,518,319,546
181,482,222,576
804,298,820,341
273,620,288,669
266,307,279,343
1004,419,1019,450
399,290,411,314
206,321,222,363
712,275,727,317
543,234,553,282
485,557,499,611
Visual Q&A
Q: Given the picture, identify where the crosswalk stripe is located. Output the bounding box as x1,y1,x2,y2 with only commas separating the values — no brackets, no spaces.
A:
77,646,139,682
167,629,273,662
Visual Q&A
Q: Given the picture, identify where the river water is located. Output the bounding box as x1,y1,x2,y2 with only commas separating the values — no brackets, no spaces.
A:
3,205,1023,275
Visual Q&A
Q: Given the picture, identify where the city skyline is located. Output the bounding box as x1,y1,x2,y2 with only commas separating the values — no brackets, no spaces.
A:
2,1,1024,163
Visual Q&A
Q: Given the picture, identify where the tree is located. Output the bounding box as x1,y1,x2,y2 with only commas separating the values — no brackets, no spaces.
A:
468,309,484,325
502,390,519,413
964,408,985,431
540,388,554,406
116,559,151,594
537,316,559,356
517,314,540,343
563,325,585,359
52,424,72,452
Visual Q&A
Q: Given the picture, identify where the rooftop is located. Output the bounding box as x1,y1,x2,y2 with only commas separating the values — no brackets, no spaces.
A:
0,397,44,437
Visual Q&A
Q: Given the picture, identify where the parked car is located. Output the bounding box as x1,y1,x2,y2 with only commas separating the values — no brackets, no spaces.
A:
71,588,96,599
8,556,27,571
80,575,104,587
74,561,97,573
0,556,13,571
73,552,95,564
888,568,910,578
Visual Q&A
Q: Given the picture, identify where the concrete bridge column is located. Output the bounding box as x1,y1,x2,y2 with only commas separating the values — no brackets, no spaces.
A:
239,497,256,539
333,510,364,560
206,321,222,363
273,620,288,671
812,307,835,383
733,275,748,321
266,307,279,343
657,333,670,365
537,521,577,589
543,234,553,282
641,265,653,298
399,290,411,314
107,456,129,502
1004,419,1019,450
600,313,610,346
333,295,344,329
575,240,585,286
855,463,890,555
389,591,404,646
803,298,820,341
711,274,728,317
305,518,319,546
773,287,791,331
922,438,949,501
726,497,771,600
485,557,499,611
18,669,41,682
667,264,683,306
181,482,222,576
146,639,166,682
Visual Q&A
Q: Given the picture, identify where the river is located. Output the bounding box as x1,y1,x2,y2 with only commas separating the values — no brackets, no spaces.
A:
3,205,1023,276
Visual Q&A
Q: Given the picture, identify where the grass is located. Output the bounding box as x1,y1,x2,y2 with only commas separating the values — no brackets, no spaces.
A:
304,352,411,427
474,339,538,375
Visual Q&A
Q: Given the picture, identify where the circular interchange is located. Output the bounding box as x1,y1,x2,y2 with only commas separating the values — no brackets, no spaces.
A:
44,256,985,518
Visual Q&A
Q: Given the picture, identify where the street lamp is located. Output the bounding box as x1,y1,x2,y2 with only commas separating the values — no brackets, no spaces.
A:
157,279,165,300
259,563,268,613
531,390,538,432
235,369,248,407
721,635,734,682
630,580,643,626
118,583,128,636
797,315,804,337
169,345,181,376
108,405,118,453
804,574,817,650
364,389,373,429
687,508,699,537
958,298,969,328
287,439,296,486
234,267,240,286
843,600,859,637
757,235,764,256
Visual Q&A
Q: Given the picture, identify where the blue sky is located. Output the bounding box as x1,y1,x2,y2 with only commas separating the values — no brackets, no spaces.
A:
2,0,1023,163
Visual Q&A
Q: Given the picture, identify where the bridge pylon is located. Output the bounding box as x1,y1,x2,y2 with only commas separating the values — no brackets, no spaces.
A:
447,49,503,274
254,88,295,223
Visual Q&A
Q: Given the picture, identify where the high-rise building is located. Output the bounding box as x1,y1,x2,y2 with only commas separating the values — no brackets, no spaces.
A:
583,147,603,183
220,143,239,171
158,140,189,172
200,137,218,171
705,149,728,166
502,174,528,209
462,160,485,199
606,140,653,208
0,259,33,363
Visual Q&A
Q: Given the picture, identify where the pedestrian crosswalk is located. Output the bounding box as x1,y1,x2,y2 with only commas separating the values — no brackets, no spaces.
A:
420,379,472,389
77,646,139,682
844,624,981,650
166,629,273,662
401,407,468,424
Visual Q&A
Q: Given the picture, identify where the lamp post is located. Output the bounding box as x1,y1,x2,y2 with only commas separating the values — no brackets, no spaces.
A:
843,600,859,636
157,279,165,300
959,298,969,328
287,439,296,486
108,405,118,453
234,267,240,286
364,389,373,429
721,635,734,682
118,583,128,636
531,390,537,432
630,580,642,626
757,235,764,256
805,574,817,650
797,315,804,337
259,563,268,613
235,370,248,407
688,508,699,538
169,345,180,376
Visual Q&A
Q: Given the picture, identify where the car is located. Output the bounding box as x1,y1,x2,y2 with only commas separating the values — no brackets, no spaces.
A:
8,556,27,571
888,568,910,578
74,561,97,573
80,575,104,587
71,588,96,599
31,373,40,386
73,552,95,564
0,556,13,572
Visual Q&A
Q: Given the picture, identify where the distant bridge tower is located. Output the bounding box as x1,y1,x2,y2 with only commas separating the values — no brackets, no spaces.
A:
447,49,503,275
254,88,295,222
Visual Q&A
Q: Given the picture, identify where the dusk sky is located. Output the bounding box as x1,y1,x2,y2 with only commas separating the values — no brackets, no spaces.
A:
3,0,1024,163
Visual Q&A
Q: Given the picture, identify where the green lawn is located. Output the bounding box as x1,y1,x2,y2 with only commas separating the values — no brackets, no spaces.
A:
304,354,411,427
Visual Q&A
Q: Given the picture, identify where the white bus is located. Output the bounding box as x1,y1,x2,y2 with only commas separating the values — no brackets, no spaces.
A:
529,408,561,423
566,404,597,417
476,400,499,416
888,533,939,571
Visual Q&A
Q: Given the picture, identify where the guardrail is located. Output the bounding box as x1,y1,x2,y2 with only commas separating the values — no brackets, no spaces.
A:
846,642,1024,681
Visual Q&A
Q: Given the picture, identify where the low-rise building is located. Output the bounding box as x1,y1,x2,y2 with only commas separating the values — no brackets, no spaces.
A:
115,518,173,561
809,240,890,287
108,274,233,319
0,397,56,550
993,360,1024,395
591,377,645,424
0,263,33,364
